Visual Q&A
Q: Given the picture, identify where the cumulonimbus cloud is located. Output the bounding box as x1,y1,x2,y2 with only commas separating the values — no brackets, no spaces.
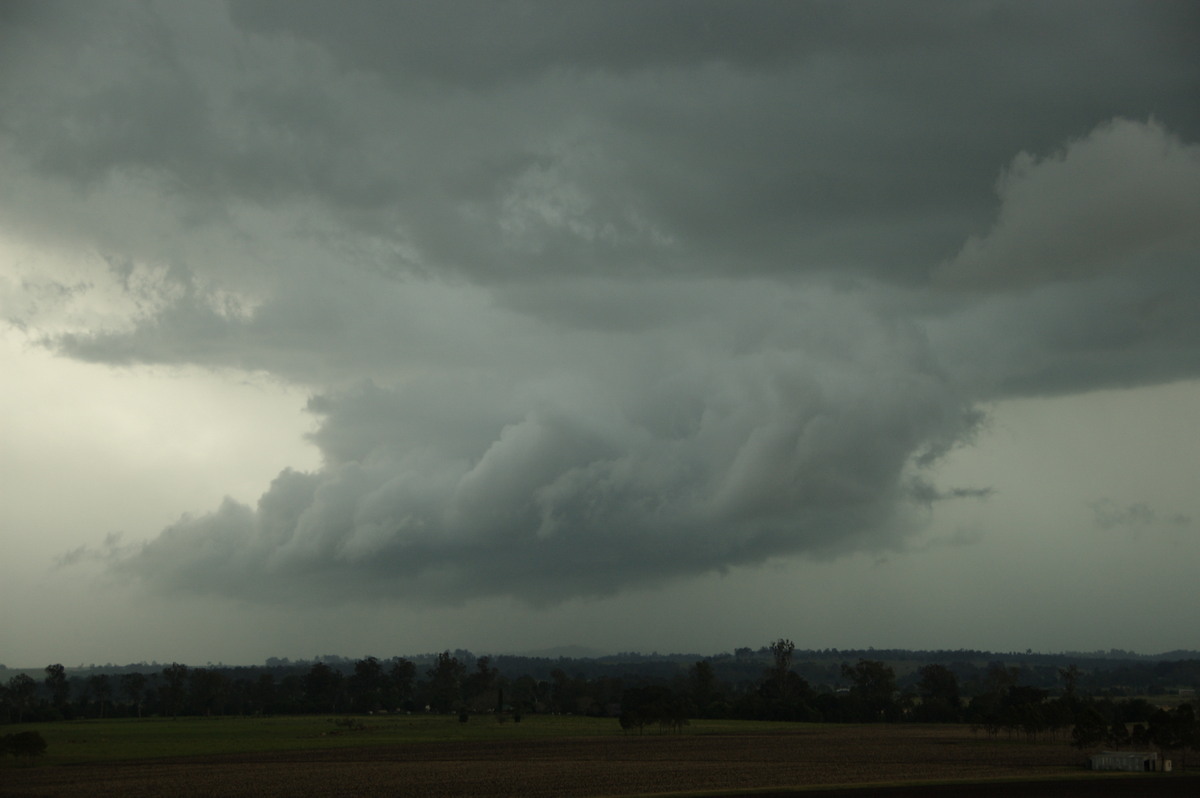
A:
109,279,980,604
3,3,1197,608
108,116,1199,606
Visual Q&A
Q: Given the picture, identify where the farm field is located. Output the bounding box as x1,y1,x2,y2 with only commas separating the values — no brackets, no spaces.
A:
2,719,1197,797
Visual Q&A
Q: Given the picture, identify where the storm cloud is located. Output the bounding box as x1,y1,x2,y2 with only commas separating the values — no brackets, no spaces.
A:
2,1,1198,609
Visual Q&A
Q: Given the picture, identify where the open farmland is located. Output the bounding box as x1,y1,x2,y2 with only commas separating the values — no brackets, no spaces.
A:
3,720,1198,797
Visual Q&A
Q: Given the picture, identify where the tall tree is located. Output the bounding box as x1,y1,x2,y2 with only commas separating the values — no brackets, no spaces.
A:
842,659,899,722
914,664,960,722
253,672,276,716
1149,704,1200,768
349,656,385,712
303,662,343,713
161,663,189,718
757,640,815,721
6,674,37,722
1071,705,1108,750
119,672,147,718
768,639,795,697
689,660,717,716
549,668,570,713
1057,664,1082,720
463,656,498,712
390,658,416,711
87,674,113,719
427,651,464,713
43,664,70,716
188,668,229,716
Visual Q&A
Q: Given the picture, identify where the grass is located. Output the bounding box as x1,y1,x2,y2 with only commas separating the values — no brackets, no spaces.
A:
16,714,804,766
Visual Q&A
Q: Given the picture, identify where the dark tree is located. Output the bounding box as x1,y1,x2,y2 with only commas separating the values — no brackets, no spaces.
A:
549,668,570,713
304,662,344,713
1058,665,1080,702
1072,705,1109,750
6,674,37,723
914,664,961,722
253,672,276,716
984,663,1020,695
1107,719,1130,747
842,659,899,722
750,642,814,722
161,663,189,718
188,667,229,716
768,639,795,697
44,664,70,716
276,674,305,714
968,664,1026,737
620,685,687,733
463,656,498,712
689,660,718,717
509,674,540,714
119,672,148,718
1005,685,1050,740
390,658,416,711
427,651,465,713
87,673,112,719
349,656,385,712
1149,704,1200,768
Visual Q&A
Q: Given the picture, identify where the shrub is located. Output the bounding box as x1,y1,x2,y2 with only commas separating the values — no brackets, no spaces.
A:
1,731,48,762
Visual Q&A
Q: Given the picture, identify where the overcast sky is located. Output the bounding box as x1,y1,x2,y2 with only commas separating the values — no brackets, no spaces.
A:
2,1,1199,667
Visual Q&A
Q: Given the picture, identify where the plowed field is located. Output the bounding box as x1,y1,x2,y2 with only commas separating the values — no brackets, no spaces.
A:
3,724,1195,797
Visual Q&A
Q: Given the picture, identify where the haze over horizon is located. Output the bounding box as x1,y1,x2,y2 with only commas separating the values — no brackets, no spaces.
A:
2,1,1199,667
9,642,1200,674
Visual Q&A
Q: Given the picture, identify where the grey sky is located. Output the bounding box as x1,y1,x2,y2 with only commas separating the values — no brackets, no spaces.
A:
1,1,1198,665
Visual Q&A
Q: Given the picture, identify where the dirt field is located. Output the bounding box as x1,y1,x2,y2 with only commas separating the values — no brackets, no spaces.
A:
2,724,1196,797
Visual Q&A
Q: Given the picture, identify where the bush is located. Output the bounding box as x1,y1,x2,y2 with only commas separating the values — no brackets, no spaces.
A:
1,731,48,762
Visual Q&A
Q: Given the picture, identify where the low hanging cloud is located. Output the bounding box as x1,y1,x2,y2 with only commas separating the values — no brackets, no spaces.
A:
2,3,1198,607
938,118,1200,290
107,116,1199,606
111,280,981,604
929,119,1200,398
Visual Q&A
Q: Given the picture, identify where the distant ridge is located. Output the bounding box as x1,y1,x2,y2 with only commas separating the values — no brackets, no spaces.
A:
4,647,1198,672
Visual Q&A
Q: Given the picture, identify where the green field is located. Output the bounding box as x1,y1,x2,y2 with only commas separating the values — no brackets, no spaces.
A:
10,714,801,766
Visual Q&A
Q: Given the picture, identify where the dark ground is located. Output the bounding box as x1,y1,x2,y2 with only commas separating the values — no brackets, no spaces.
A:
2,725,1196,797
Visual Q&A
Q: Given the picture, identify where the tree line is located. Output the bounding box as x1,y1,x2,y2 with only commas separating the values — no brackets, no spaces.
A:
3,642,1199,761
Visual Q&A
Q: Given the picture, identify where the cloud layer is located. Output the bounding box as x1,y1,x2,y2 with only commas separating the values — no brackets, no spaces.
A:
2,1,1198,607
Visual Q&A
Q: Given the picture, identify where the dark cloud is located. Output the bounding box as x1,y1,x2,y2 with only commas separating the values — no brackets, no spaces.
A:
5,2,1196,285
907,480,994,508
110,280,983,604
227,0,819,83
1091,500,1194,533
928,118,1200,397
2,2,1198,607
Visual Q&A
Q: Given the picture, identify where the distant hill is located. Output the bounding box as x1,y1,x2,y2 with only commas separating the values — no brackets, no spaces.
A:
7,647,1199,677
